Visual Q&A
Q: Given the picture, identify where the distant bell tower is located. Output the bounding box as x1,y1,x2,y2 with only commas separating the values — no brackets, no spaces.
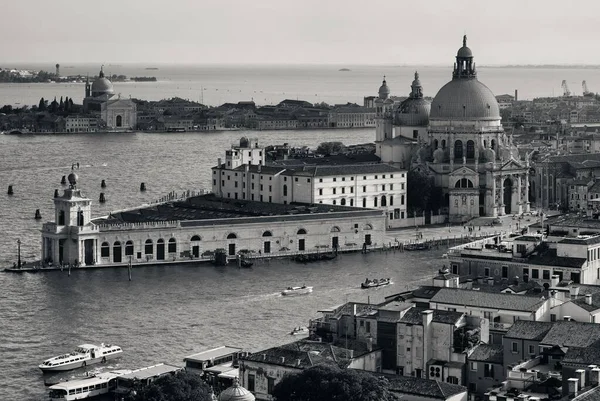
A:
55,63,60,77
54,173,92,228
85,75,91,98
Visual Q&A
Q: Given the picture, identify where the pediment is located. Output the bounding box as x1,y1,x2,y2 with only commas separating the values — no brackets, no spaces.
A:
449,166,477,177
500,158,524,170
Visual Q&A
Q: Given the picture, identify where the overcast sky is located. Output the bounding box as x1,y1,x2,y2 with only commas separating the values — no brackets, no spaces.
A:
2,0,598,65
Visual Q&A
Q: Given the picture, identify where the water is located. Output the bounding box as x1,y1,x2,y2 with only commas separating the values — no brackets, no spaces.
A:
1,64,599,108
0,129,448,400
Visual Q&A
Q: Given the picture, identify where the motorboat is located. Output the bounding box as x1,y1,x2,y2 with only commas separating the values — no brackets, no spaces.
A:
281,285,313,296
290,326,309,336
48,370,131,400
240,260,253,268
39,343,123,372
361,278,392,289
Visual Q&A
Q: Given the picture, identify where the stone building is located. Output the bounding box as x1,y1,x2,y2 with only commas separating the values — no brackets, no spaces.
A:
83,66,137,130
375,36,531,222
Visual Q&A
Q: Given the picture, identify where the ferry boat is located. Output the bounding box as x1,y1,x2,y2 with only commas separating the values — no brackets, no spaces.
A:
281,286,313,296
48,370,131,401
361,278,392,289
39,343,123,372
290,326,309,336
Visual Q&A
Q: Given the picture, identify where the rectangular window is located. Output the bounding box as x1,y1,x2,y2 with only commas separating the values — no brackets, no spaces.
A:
269,185,272,192
366,321,371,333
363,186,367,192
234,181,238,188
333,177,337,182
532,269,539,279
502,266,508,278
342,177,346,181
390,184,394,190
319,188,323,196
342,188,345,194
319,178,323,183
295,177,298,182
260,184,263,191
528,345,535,355
484,311,492,320
382,184,386,191
333,188,337,195
213,179,216,185
543,270,550,280
512,342,518,353
551,314,556,322
470,362,477,371
523,267,529,276
268,377,275,394
247,374,255,392
484,267,490,276
484,363,494,378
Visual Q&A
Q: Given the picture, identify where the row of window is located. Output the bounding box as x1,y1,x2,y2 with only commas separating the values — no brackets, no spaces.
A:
214,169,403,183
100,238,177,257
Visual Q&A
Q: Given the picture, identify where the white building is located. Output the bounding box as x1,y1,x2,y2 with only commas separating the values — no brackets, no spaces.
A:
65,115,99,133
211,138,408,228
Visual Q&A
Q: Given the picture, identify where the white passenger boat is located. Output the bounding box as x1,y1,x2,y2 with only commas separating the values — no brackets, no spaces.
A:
48,370,131,400
39,343,123,372
281,286,313,296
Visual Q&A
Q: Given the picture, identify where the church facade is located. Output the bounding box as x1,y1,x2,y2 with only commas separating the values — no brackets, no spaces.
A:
375,36,530,222
83,66,137,131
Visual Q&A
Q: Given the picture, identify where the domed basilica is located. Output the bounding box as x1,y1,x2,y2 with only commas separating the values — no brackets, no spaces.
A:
375,36,530,221
82,66,137,131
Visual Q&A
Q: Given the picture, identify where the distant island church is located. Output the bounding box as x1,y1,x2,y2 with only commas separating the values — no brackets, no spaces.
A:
83,66,137,130
374,36,531,222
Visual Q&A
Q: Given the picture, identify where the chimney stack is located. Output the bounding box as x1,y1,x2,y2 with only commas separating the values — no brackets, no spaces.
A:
422,310,434,327
367,336,373,352
586,294,593,305
568,377,579,397
218,157,222,167
487,277,495,286
590,367,600,386
551,275,560,288
515,89,518,102
576,369,586,389
262,353,266,361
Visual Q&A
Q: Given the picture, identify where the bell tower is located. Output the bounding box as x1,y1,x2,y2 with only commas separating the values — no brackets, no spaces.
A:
54,173,92,227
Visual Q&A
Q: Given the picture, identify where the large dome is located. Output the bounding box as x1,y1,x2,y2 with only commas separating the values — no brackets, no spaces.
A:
396,98,430,126
91,67,114,97
430,78,500,121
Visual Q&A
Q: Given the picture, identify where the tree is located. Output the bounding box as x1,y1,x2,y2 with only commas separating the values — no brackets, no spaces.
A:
316,141,345,155
407,169,433,214
126,371,213,401
272,365,398,401
38,97,47,111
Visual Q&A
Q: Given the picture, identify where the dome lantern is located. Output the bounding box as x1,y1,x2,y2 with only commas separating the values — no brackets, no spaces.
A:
453,35,476,79
378,76,390,100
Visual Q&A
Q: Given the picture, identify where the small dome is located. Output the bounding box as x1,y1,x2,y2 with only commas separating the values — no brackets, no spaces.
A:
67,173,78,186
219,378,255,401
396,98,430,126
378,76,390,100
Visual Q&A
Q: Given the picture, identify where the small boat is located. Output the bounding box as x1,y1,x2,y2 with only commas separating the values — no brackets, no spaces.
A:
240,260,253,268
361,278,392,289
48,370,131,400
39,343,123,372
404,242,430,251
290,326,309,336
282,285,313,296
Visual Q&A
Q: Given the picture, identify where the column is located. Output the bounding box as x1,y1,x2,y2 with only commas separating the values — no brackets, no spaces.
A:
490,176,497,217
449,134,455,170
474,146,480,171
515,175,522,215
524,172,531,212
498,176,505,216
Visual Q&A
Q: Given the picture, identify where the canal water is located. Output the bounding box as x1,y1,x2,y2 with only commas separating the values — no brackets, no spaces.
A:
0,130,445,400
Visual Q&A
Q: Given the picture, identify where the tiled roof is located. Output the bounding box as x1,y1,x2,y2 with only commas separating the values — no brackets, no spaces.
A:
385,375,467,399
589,181,600,194
563,346,600,366
269,153,382,167
541,321,600,347
468,344,504,364
399,307,464,325
501,280,543,294
504,321,554,341
560,236,600,245
572,386,600,401
284,163,404,178
430,288,546,312
571,293,600,312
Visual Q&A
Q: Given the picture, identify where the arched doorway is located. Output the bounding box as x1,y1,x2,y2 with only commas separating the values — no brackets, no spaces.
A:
190,235,201,258
503,178,513,214
116,115,123,127
113,241,122,263
156,238,165,260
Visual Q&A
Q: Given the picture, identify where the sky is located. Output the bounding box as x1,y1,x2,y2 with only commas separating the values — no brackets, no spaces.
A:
2,0,599,65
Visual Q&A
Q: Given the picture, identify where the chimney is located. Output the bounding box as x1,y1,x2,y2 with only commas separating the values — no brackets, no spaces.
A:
571,287,580,297
218,157,222,168
245,164,249,172
257,165,261,173
262,353,266,361
422,310,434,327
586,294,593,305
280,356,285,364
576,369,586,389
551,275,560,288
367,336,373,352
487,277,495,286
590,368,600,386
515,89,518,102
466,279,473,290
568,377,579,397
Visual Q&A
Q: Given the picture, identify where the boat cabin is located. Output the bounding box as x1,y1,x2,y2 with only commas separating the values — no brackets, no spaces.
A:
114,363,182,396
48,373,121,401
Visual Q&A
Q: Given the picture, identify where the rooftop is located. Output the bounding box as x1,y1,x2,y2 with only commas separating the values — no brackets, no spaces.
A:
562,346,600,366
430,288,546,312
384,374,467,399
268,153,381,167
282,163,404,178
93,194,379,226
118,363,182,381
183,346,243,363
468,344,504,364
399,307,464,326
504,321,554,340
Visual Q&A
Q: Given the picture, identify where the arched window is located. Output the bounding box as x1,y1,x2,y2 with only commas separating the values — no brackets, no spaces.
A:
454,140,463,159
144,239,153,255
227,233,237,239
441,139,446,149
113,241,122,263
466,140,475,159
331,226,341,233
350,199,354,206
168,238,177,253
491,139,496,151
364,224,373,230
483,139,488,148
333,200,337,205
297,228,307,235
101,241,110,257
433,139,439,149
374,197,378,207
191,235,201,241
381,196,387,207
455,178,474,188
116,115,123,127
77,211,84,226
125,240,134,256
390,196,394,205
341,198,346,206
283,185,288,197
262,231,272,237
58,210,65,225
